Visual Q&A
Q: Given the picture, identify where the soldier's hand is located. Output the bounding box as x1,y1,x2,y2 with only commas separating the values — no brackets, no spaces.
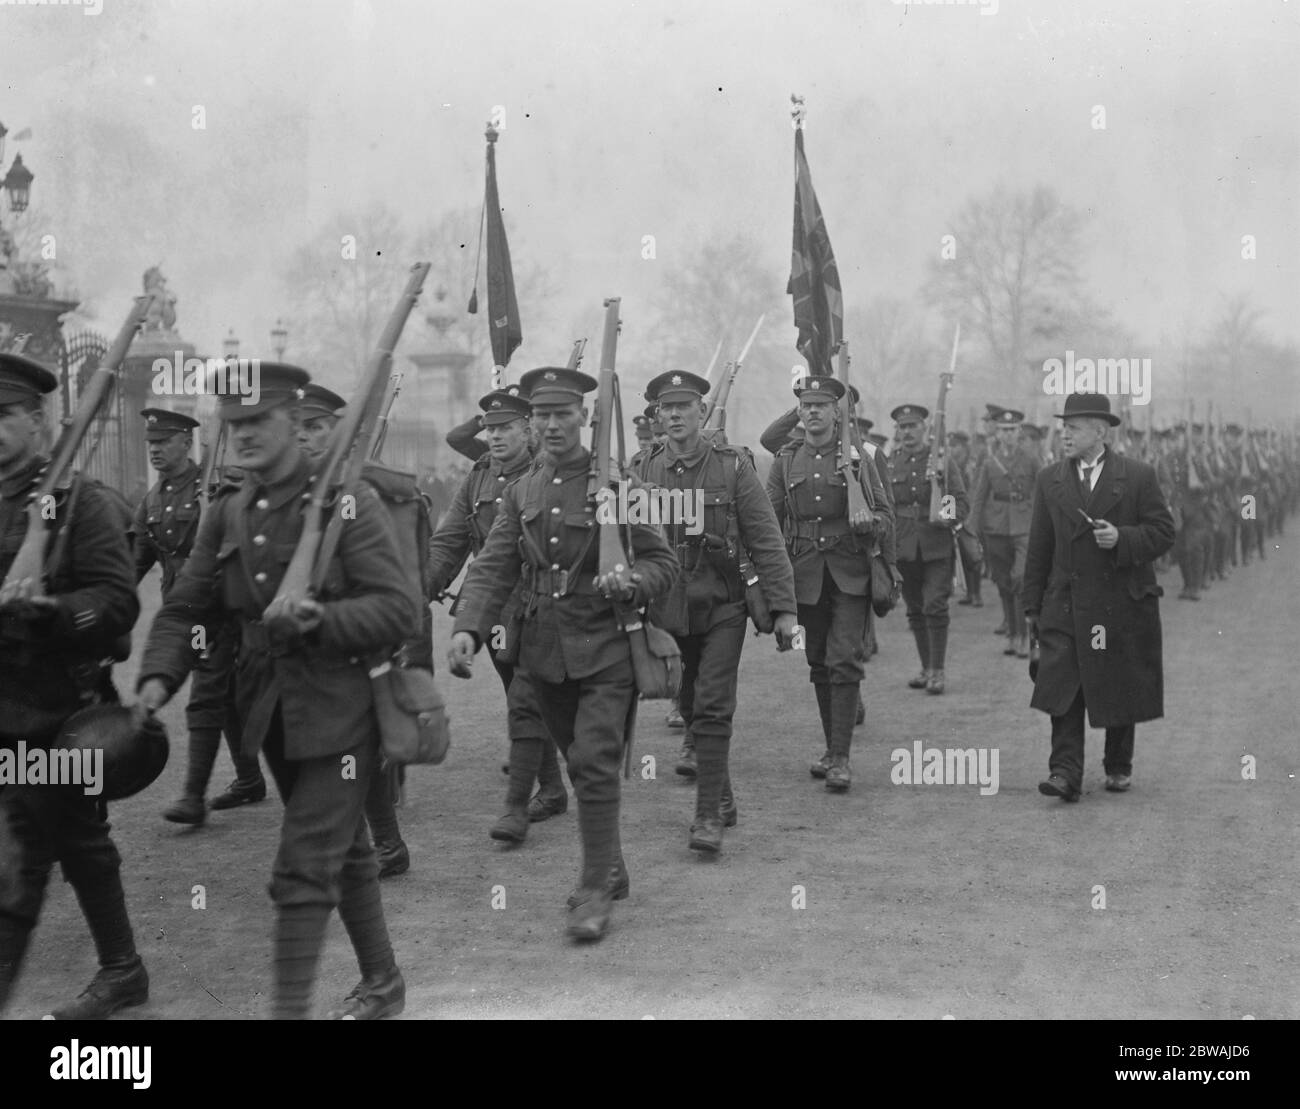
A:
137,678,171,713
774,612,799,652
595,568,639,602
0,593,60,630
1092,519,1119,549
848,507,874,534
447,632,477,679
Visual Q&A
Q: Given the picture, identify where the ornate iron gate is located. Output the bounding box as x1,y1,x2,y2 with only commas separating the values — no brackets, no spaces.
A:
59,328,136,503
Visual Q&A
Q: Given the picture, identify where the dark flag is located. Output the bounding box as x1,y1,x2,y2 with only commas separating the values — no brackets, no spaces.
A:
469,125,523,369
787,126,843,376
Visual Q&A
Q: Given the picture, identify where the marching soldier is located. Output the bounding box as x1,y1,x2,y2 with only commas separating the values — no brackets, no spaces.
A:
448,367,679,941
766,376,893,792
1171,422,1213,600
138,363,417,1019
0,353,146,1019
427,385,570,843
633,371,797,853
632,413,654,459
968,408,1036,658
137,408,266,826
293,381,413,877
889,403,968,694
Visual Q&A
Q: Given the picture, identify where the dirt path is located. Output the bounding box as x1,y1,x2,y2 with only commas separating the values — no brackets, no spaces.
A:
6,536,1296,1020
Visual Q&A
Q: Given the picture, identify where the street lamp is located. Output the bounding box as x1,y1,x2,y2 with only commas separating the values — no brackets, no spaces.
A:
270,318,288,359
223,329,240,360
2,154,32,213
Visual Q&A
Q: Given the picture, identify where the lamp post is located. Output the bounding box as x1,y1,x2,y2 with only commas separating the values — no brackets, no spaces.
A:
270,318,288,359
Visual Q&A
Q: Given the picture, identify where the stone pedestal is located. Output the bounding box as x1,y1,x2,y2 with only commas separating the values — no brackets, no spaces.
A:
0,292,78,368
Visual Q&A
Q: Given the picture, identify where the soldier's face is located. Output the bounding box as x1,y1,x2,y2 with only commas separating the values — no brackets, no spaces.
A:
148,431,191,474
997,426,1018,451
228,405,300,473
897,418,926,451
659,398,705,444
485,416,529,462
635,428,653,449
949,441,968,465
799,397,836,438
1060,417,1106,460
531,402,587,459
0,402,41,472
297,415,337,461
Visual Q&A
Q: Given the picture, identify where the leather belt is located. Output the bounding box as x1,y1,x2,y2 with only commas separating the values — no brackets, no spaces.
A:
521,564,600,599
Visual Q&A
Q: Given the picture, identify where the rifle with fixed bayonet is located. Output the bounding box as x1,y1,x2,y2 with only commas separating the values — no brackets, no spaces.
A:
1,295,153,602
263,262,431,634
704,315,765,442
835,341,876,533
927,323,959,525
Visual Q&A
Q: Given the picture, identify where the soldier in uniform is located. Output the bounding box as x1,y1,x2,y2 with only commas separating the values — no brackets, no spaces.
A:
448,367,679,941
138,363,416,1019
766,376,893,792
293,382,413,878
1171,422,1213,600
427,385,569,842
949,430,983,608
968,408,1036,658
633,371,797,852
0,353,146,1019
137,409,266,825
889,404,968,694
631,413,654,459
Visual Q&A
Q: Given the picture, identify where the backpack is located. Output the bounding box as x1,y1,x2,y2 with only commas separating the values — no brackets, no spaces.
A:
361,460,435,669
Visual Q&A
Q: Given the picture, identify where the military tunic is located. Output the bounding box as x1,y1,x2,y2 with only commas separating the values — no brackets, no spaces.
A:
139,454,416,910
968,442,1037,599
0,460,142,985
635,439,796,742
132,460,202,595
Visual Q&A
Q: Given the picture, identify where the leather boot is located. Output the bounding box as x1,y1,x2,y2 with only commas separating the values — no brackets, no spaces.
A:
0,917,32,1014
927,624,948,694
825,684,858,792
328,965,405,1019
811,683,833,775
45,956,149,1020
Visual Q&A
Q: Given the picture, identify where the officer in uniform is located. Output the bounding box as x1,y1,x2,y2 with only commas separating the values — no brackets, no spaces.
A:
889,403,968,694
766,375,893,792
427,385,569,842
968,408,1036,658
137,409,266,826
0,353,146,1019
632,413,654,459
448,367,679,942
294,382,412,878
633,371,797,852
138,363,416,1019
949,430,983,608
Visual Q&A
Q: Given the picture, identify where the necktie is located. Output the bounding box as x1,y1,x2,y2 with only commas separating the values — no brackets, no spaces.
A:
1079,462,1094,500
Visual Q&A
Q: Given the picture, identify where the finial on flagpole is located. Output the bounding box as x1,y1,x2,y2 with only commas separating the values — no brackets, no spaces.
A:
790,94,807,130
485,120,499,143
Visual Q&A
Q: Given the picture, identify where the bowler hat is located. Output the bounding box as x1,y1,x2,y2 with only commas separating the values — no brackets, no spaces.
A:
1054,392,1121,427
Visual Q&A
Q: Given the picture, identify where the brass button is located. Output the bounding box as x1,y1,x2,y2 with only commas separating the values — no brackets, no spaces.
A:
495,497,503,504
253,534,266,546
257,498,269,510
551,506,561,515
550,536,559,544
552,477,562,485
551,563,560,571
254,571,268,583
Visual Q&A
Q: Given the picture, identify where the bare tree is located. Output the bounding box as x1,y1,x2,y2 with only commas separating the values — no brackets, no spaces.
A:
925,184,1088,393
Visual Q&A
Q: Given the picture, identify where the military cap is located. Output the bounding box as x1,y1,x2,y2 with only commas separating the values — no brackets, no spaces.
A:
0,352,57,406
299,383,346,421
518,366,597,406
478,384,531,425
855,416,875,434
947,429,970,443
140,407,200,441
1190,421,1205,433
866,432,889,448
1172,420,1188,432
1054,392,1121,427
984,404,1006,421
216,361,310,421
1018,422,1044,440
645,370,710,405
1224,422,1243,435
995,408,1025,427
847,384,861,405
891,404,929,425
633,414,652,430
794,375,845,402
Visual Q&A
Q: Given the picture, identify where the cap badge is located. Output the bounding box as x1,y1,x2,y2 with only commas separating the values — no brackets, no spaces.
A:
670,374,682,386
147,414,158,424
810,380,821,390
544,371,557,382
490,399,501,408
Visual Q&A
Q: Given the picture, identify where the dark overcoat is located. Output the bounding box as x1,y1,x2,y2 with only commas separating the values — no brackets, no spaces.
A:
1022,451,1176,727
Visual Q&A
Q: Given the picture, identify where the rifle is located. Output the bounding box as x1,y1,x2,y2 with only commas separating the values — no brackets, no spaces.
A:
1,295,152,600
704,314,765,439
700,338,726,410
587,296,680,701
370,372,403,462
1186,398,1203,491
835,341,875,531
566,337,587,370
263,262,431,632
927,323,959,524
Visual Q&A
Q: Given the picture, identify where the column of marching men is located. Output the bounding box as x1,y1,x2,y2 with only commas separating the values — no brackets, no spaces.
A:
1,344,1296,1019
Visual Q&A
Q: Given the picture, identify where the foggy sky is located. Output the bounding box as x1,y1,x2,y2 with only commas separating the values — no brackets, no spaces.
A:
2,0,1297,415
